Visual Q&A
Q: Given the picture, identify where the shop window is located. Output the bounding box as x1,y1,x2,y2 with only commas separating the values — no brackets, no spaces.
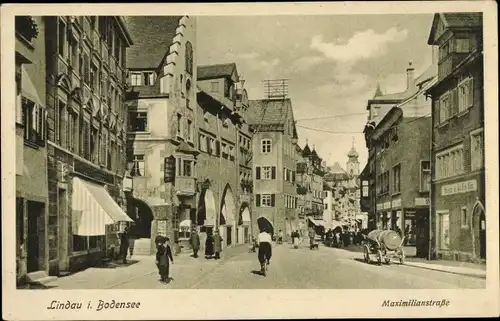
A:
461,207,469,228
438,211,450,250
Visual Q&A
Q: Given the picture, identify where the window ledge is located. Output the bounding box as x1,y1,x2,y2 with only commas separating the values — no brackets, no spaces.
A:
419,190,430,194
128,131,151,135
457,108,471,118
392,192,401,197
437,120,450,129
461,225,470,229
24,139,40,149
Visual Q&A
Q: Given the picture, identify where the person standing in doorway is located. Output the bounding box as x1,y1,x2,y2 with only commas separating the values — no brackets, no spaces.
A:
205,232,214,259
119,226,130,264
155,237,174,283
213,230,223,260
190,229,201,258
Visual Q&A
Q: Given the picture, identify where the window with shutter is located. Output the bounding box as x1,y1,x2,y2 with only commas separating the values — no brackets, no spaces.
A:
256,194,261,207
256,166,261,180
216,141,220,156
270,194,275,207
292,171,296,182
271,166,276,179
468,78,474,108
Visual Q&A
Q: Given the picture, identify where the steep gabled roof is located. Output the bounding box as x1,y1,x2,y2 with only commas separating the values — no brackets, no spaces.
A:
124,16,182,70
197,63,238,81
247,98,298,138
427,12,483,45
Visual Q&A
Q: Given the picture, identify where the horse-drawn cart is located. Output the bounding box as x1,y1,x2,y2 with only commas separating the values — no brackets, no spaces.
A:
363,229,405,265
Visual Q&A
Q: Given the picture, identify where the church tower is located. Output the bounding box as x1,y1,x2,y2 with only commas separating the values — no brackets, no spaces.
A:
346,137,360,177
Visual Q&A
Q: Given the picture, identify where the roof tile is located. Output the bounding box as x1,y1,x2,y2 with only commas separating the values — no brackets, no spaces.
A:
197,63,237,80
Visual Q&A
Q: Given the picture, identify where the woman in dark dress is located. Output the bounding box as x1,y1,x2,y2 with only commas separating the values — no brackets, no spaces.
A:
156,238,174,283
205,233,214,259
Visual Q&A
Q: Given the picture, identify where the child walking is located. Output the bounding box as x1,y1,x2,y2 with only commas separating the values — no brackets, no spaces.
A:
156,237,174,283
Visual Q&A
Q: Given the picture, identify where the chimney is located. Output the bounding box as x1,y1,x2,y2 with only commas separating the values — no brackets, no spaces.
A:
406,61,415,90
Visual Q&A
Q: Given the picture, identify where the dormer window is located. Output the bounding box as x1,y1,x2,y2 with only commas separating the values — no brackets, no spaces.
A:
130,71,155,86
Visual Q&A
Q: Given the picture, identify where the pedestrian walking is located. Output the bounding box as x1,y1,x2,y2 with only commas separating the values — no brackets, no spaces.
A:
213,230,223,260
155,237,174,283
190,229,200,258
277,229,284,244
119,226,130,264
205,232,214,259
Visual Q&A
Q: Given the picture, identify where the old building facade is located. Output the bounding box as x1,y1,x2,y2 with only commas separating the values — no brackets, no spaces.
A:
296,143,327,234
248,98,299,238
15,16,49,283
125,16,198,254
196,63,254,248
43,16,134,275
361,59,437,231
426,13,485,261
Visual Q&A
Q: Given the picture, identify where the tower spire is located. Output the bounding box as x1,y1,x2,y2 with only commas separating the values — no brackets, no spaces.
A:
373,82,383,98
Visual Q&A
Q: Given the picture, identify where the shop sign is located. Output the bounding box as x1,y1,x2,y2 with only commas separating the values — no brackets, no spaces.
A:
405,209,416,217
157,220,168,236
383,201,391,210
392,198,402,208
415,197,430,206
376,203,384,211
441,180,477,196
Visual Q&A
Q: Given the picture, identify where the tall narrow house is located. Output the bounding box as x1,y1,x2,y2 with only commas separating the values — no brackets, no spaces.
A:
15,16,49,285
125,16,198,254
426,13,484,261
43,16,134,275
248,87,300,238
195,63,254,247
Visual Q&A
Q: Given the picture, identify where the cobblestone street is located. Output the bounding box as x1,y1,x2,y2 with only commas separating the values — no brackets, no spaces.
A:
46,242,485,290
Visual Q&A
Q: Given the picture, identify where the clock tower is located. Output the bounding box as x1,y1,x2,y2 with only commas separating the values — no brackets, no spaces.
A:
346,137,360,177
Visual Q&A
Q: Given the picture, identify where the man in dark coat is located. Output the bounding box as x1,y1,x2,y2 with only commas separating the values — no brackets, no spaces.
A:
190,229,201,258
213,230,223,260
119,227,130,264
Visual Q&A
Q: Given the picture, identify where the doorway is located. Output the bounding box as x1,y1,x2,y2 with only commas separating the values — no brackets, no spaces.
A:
226,226,232,246
27,201,44,273
131,199,154,239
479,210,486,259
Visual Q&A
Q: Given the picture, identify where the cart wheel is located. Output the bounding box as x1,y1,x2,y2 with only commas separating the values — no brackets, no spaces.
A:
377,250,383,265
363,245,370,263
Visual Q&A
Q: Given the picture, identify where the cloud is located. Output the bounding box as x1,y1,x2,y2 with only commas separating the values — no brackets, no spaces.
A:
288,56,325,73
315,63,371,97
310,28,409,63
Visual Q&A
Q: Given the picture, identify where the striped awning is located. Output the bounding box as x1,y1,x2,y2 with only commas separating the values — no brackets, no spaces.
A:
72,177,133,236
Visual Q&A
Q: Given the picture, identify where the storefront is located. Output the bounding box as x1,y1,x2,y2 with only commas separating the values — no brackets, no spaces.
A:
434,177,485,261
69,177,133,271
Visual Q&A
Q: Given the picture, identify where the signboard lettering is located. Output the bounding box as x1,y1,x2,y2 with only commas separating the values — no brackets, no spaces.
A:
392,198,402,208
415,197,430,206
441,180,477,196
383,201,391,210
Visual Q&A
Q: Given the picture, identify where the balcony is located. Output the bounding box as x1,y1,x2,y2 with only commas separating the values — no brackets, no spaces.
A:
175,177,196,196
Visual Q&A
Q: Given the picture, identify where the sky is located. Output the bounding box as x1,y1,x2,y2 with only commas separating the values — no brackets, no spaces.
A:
197,14,435,170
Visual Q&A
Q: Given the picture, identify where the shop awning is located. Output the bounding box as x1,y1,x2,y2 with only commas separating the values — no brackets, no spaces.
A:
72,177,133,236
180,219,192,228
308,217,326,227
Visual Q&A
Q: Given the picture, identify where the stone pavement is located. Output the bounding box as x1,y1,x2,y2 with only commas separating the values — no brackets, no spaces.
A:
337,244,486,279
44,244,252,289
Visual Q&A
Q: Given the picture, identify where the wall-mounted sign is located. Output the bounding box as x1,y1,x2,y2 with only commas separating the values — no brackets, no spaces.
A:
441,180,477,196
392,198,402,208
376,203,384,211
415,197,430,206
383,201,391,210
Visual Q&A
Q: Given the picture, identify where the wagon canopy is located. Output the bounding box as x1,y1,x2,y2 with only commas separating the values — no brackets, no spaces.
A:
366,229,402,251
